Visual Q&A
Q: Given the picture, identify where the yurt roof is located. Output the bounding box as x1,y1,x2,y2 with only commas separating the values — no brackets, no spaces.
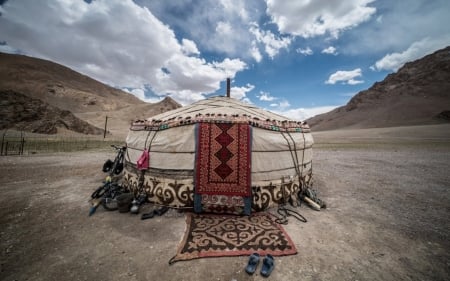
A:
130,96,309,132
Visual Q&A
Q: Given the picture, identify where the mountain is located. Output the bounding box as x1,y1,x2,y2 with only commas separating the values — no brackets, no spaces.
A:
306,46,450,131
0,90,104,135
0,52,181,137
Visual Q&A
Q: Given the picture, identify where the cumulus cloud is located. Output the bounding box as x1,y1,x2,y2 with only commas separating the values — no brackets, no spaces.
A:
326,68,364,85
276,105,339,121
0,0,247,105
322,46,338,55
249,23,292,59
122,87,162,103
296,47,313,56
250,41,263,62
342,0,450,56
230,83,255,101
142,0,265,60
0,41,16,53
371,36,450,71
258,91,277,101
269,99,290,111
181,39,200,56
266,0,376,38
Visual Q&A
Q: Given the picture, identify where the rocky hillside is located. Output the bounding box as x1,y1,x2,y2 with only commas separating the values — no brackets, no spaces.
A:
0,52,144,113
0,52,181,136
0,90,104,135
307,46,450,131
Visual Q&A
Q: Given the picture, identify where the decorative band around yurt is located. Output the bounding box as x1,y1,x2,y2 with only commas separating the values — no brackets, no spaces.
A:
130,115,310,133
122,163,313,212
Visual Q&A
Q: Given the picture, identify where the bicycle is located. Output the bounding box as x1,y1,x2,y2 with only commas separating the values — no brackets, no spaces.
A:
89,145,129,216
102,145,127,176
89,176,126,216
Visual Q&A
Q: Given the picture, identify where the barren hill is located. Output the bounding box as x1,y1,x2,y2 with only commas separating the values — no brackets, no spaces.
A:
0,52,181,137
0,90,104,135
307,46,450,131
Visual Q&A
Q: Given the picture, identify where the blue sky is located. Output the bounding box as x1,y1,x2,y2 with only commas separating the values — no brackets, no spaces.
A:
1,0,450,120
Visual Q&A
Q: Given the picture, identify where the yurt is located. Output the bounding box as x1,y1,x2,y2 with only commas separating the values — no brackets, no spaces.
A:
123,93,314,215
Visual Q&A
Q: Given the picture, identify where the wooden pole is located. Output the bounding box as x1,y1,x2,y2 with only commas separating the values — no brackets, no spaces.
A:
103,116,108,139
226,78,230,98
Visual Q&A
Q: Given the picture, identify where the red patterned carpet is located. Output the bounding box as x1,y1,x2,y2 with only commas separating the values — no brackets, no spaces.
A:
195,122,251,197
169,212,297,264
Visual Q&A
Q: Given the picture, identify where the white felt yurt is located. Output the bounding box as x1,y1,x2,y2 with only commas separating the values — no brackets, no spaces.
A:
123,95,314,214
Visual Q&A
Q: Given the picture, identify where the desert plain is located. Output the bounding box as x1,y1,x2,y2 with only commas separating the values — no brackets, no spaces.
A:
0,124,449,281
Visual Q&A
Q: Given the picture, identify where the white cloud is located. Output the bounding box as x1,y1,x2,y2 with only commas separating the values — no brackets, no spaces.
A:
250,41,263,62
347,79,364,85
0,0,247,105
249,23,292,59
216,21,233,36
269,99,291,111
230,83,255,101
275,105,339,121
371,36,450,71
326,68,364,85
258,91,277,101
122,87,162,103
181,39,200,56
0,42,17,53
342,0,450,56
142,0,265,60
266,0,376,38
322,46,338,55
296,47,313,56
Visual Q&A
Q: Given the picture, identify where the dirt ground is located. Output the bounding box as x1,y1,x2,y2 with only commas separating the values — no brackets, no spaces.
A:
1,125,449,281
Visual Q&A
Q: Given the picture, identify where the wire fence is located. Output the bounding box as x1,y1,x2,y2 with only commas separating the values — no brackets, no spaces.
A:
0,130,124,155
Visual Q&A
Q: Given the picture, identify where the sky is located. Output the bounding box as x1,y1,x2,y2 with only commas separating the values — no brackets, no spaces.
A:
1,0,450,120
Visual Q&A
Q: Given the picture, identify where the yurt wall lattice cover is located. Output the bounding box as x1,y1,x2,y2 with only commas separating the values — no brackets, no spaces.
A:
123,96,314,214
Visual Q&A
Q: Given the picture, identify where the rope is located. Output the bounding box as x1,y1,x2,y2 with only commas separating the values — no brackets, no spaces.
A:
274,206,307,224
280,132,297,176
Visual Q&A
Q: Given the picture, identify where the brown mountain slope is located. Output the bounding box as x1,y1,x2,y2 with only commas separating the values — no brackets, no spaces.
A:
0,52,182,137
76,96,181,138
0,90,104,135
306,46,450,131
0,52,143,113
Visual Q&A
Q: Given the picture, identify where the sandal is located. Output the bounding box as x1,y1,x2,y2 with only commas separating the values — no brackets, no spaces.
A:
260,254,274,277
141,211,155,220
141,206,169,220
155,206,169,216
245,253,260,275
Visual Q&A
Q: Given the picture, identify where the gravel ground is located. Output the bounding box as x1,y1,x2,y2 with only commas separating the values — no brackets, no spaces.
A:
1,126,449,281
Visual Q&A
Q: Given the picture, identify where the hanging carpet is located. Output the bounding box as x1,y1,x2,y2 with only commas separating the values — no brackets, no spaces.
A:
169,212,297,264
194,123,252,214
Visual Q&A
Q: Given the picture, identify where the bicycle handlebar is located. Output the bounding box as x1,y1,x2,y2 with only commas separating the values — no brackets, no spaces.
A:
111,144,126,150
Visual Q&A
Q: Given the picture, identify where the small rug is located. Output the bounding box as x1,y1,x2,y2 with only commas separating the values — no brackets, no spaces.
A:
169,212,297,264
195,122,251,197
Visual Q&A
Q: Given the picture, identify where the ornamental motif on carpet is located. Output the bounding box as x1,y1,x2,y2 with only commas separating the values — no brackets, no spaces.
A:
169,212,297,264
195,122,251,197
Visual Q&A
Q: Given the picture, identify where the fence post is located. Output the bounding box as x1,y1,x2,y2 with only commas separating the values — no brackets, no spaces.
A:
1,130,6,156
104,116,108,139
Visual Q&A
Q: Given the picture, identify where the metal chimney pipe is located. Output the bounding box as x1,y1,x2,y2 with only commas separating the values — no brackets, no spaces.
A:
226,78,230,98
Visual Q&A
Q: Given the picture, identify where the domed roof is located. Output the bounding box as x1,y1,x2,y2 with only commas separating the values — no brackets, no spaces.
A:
131,96,309,132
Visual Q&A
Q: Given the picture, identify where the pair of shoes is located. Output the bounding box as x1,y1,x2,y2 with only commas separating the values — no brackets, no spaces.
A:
245,253,275,277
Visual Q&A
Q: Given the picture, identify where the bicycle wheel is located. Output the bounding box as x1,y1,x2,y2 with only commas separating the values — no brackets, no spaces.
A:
91,185,106,199
102,197,119,211
102,187,123,211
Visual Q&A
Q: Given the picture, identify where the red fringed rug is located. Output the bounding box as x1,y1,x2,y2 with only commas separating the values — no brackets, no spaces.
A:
169,212,297,264
195,122,251,197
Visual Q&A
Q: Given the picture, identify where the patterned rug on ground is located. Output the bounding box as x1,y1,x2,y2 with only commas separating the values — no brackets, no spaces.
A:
169,212,297,264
